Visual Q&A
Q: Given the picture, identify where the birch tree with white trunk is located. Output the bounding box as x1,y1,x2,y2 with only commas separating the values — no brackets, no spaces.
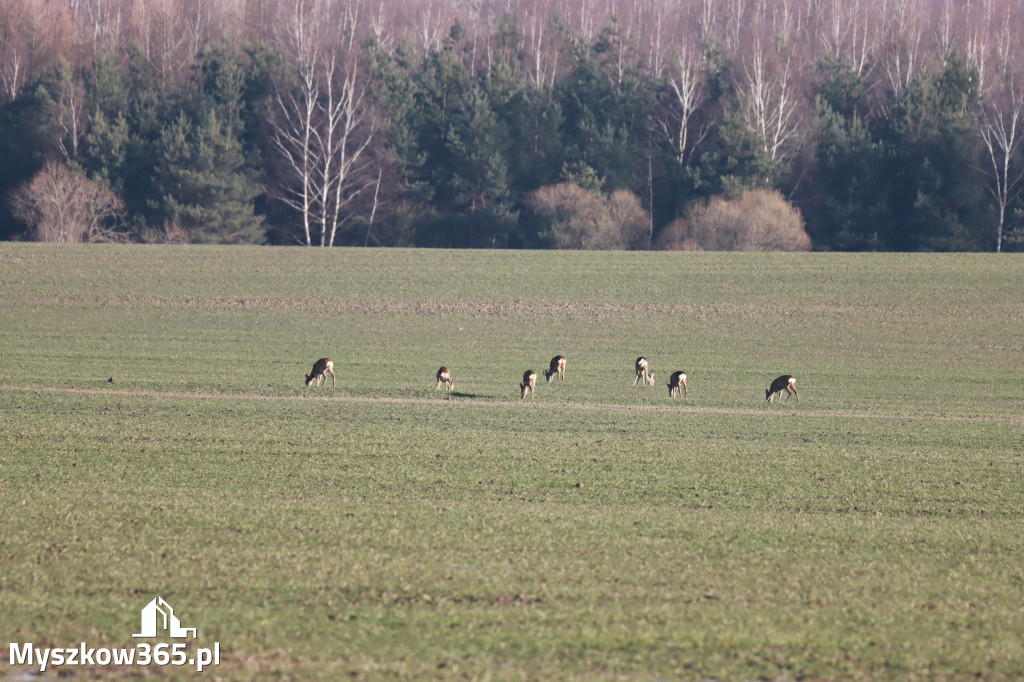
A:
740,41,801,164
979,79,1024,252
271,0,375,246
659,44,707,168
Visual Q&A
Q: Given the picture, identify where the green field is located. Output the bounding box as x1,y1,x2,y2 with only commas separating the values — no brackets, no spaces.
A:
1,244,1022,680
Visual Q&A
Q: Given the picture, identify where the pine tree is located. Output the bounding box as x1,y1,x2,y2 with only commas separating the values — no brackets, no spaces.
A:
152,109,267,243
445,84,516,246
881,55,984,250
813,57,887,249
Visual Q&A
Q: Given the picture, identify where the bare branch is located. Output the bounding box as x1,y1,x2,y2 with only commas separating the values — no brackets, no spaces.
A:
658,43,707,167
9,161,126,242
740,41,801,163
979,78,1024,252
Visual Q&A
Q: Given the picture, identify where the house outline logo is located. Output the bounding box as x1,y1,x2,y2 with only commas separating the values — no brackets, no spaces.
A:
132,597,197,639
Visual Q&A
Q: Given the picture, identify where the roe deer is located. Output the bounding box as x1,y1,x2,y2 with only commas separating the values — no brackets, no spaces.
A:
520,370,537,399
544,355,566,382
766,375,799,403
305,358,336,388
633,357,655,386
668,371,688,398
436,366,454,391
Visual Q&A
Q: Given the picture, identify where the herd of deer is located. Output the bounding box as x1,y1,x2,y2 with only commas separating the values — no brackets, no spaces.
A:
305,356,800,404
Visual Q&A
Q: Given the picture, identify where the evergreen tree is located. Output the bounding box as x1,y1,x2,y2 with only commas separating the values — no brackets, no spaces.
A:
415,38,472,207
0,78,58,238
197,41,249,141
368,37,432,206
557,24,651,193
84,51,131,121
78,109,130,194
880,55,985,250
691,105,777,197
152,109,267,243
812,57,887,249
444,84,516,246
504,84,564,197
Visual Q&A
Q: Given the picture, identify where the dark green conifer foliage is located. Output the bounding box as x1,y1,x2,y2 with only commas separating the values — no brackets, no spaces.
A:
813,56,887,250
152,109,267,244
880,54,984,250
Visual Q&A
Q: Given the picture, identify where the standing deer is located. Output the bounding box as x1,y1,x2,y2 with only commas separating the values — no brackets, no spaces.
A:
543,355,566,382
305,358,336,388
766,375,799,403
668,371,688,398
520,370,537,399
633,357,655,386
436,367,454,391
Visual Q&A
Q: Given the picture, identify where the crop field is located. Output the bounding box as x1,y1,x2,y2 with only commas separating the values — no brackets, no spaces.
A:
1,244,1022,680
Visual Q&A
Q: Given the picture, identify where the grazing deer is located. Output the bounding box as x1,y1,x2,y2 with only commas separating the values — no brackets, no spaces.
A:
435,366,454,392
633,357,655,386
766,375,799,403
520,370,537,399
305,358,335,388
668,371,688,398
544,355,566,383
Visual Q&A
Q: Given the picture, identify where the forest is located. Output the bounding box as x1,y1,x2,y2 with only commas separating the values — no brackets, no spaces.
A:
2,0,1024,251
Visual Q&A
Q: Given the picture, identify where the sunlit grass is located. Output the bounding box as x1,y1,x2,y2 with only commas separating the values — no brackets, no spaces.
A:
1,244,1022,679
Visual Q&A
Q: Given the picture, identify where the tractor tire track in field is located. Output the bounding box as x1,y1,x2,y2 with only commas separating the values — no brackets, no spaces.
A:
3,384,1021,424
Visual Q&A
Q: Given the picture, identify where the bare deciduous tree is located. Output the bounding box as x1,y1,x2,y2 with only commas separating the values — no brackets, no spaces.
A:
880,0,924,98
979,79,1024,252
0,0,73,101
740,41,801,163
271,0,375,246
519,0,559,88
9,160,126,242
319,54,375,247
129,0,192,88
659,44,707,167
72,0,123,55
815,0,876,77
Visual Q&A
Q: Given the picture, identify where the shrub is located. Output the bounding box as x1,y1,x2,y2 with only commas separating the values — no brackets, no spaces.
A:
656,189,812,251
526,183,650,250
8,161,128,243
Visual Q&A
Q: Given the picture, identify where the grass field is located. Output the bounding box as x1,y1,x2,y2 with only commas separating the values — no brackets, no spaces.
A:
1,244,1022,680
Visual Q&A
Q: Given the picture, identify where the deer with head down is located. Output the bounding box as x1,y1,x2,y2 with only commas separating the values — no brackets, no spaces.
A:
305,358,335,388
668,371,688,398
766,374,799,403
633,357,655,386
520,369,537,399
544,355,566,383
435,366,454,392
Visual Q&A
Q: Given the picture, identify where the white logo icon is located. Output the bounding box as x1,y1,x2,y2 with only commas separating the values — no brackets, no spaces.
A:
133,597,197,639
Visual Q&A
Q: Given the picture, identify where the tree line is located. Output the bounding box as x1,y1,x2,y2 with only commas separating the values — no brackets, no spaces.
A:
2,0,1024,251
